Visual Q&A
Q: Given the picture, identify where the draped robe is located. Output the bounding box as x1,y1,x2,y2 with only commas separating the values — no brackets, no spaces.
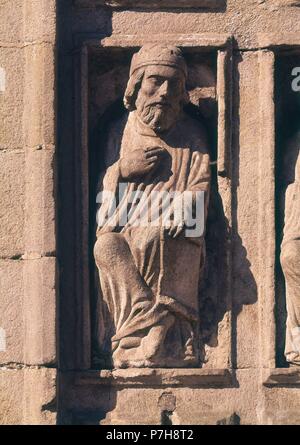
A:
94,111,210,368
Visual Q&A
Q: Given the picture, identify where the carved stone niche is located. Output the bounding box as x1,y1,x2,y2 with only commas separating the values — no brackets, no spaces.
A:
70,34,233,384
256,34,300,387
253,33,300,387
74,0,225,9
275,51,300,368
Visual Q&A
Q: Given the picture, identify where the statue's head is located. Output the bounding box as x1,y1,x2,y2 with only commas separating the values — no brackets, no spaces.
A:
124,44,189,133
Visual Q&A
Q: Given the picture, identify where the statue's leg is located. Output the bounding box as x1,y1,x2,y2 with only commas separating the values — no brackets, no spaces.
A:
122,228,201,366
94,231,175,367
123,226,161,295
94,232,154,334
281,239,300,364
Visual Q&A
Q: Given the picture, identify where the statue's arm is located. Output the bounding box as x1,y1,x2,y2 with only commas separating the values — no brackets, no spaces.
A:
282,180,300,245
188,150,211,192
186,150,211,224
183,117,211,197
166,148,210,239
101,159,122,192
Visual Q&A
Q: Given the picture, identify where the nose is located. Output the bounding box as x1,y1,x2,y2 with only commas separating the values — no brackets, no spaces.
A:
158,80,170,98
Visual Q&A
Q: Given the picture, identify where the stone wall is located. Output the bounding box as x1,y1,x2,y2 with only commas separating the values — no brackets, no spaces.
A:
0,0,300,425
0,0,57,425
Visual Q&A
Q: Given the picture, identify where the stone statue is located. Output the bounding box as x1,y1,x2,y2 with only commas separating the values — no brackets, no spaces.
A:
94,44,211,368
281,149,300,366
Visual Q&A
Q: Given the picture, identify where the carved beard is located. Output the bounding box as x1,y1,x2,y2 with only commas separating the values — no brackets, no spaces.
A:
135,95,181,133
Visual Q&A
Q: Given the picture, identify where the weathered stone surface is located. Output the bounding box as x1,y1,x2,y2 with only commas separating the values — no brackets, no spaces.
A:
263,368,300,386
23,257,56,366
0,0,58,426
233,52,260,369
24,149,56,256
0,368,57,425
0,151,25,257
74,0,224,8
22,368,57,425
61,369,260,425
58,1,300,425
0,48,24,150
0,0,23,44
23,0,56,43
258,50,276,370
23,43,56,150
1,0,300,427
0,257,57,367
0,369,24,425
270,0,300,6
262,385,300,425
111,2,300,49
0,260,24,364
74,368,234,387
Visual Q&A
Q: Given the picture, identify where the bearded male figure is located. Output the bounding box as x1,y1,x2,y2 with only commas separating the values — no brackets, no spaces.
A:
281,150,300,366
94,45,211,368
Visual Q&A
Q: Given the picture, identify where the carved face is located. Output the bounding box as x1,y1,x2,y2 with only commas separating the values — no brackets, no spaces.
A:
135,65,185,133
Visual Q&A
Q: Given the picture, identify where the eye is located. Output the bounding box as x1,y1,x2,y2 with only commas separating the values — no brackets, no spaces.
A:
170,79,181,89
150,77,164,86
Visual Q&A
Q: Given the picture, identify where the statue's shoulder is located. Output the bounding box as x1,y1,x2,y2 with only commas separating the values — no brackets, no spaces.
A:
178,112,208,153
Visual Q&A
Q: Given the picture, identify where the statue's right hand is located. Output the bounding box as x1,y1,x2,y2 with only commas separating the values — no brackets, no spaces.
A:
120,147,165,179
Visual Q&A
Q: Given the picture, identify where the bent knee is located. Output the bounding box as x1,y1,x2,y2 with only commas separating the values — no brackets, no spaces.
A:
127,226,161,248
94,232,126,268
281,241,300,274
